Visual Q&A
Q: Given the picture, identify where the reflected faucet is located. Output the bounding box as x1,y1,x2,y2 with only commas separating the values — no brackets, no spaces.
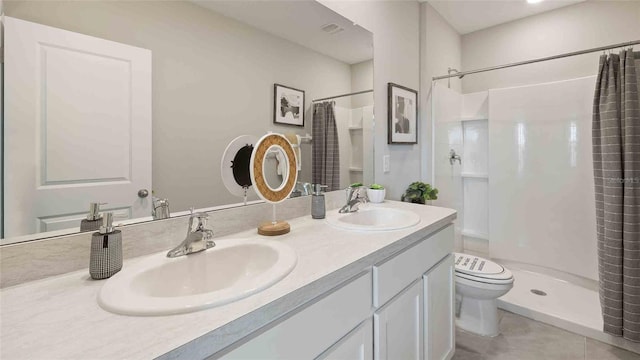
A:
153,197,171,220
166,210,215,258
339,186,368,213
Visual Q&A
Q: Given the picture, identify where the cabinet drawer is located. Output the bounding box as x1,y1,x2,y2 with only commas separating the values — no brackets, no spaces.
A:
219,270,373,360
373,225,453,307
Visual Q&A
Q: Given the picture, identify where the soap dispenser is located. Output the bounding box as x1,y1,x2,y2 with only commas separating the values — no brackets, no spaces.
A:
80,202,104,232
311,184,328,219
89,212,122,280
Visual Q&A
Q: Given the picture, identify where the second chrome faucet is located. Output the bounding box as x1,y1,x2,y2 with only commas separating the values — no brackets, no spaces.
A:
167,210,215,258
339,186,369,213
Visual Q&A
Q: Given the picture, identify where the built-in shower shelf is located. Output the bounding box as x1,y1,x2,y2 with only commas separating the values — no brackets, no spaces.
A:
461,229,489,240
348,126,363,131
461,172,488,179
349,167,363,172
461,116,488,122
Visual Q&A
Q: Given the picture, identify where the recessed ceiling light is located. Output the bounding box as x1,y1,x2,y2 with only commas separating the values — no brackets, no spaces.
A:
527,0,544,3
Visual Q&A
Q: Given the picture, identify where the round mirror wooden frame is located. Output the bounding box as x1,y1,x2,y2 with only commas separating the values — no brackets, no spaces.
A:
250,133,298,204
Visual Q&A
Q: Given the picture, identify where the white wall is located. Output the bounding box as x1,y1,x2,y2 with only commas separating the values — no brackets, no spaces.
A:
461,0,640,93
320,0,421,201
4,0,353,212
419,2,462,183
351,59,374,109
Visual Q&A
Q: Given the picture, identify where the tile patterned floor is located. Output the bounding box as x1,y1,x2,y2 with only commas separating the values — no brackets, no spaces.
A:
453,310,640,360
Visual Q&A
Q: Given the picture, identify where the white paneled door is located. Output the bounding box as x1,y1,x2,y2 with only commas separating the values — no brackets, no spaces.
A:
4,17,152,237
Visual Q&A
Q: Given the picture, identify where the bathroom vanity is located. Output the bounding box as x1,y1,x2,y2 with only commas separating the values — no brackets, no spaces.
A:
0,201,456,359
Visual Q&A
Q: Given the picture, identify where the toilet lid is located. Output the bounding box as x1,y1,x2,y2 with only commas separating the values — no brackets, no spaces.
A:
454,253,513,282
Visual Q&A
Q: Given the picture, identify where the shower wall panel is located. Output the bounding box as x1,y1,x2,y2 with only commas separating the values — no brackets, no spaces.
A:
488,76,597,280
433,83,463,251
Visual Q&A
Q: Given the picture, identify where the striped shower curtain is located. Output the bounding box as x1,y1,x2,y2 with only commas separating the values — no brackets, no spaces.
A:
312,102,340,191
593,50,640,341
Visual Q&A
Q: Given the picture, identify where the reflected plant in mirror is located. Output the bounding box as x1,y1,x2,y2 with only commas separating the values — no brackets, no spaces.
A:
1,0,374,244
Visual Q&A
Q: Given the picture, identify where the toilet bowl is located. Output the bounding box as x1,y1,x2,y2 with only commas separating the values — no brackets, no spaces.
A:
454,252,514,337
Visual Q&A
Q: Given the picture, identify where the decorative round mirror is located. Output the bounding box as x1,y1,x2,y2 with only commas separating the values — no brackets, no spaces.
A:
250,133,297,204
220,135,257,200
250,133,298,235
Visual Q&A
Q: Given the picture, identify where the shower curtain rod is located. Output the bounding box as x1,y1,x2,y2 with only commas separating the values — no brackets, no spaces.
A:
432,39,640,81
312,89,373,102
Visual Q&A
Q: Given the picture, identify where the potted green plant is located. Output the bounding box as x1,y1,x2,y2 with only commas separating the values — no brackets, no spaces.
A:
366,184,386,203
401,182,438,205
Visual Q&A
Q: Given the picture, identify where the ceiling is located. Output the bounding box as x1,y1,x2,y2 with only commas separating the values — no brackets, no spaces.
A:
192,1,373,65
427,0,585,35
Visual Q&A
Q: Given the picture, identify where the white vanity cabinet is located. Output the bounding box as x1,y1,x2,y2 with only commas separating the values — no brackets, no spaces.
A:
218,271,373,360
373,225,454,360
216,224,454,360
316,319,373,360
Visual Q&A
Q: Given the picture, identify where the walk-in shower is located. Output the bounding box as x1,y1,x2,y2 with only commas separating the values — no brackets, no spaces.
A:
431,40,640,353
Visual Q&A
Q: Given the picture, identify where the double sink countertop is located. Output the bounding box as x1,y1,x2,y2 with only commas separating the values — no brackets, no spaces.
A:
0,201,456,360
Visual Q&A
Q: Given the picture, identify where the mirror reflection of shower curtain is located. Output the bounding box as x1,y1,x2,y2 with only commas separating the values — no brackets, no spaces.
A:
592,50,640,342
312,101,340,191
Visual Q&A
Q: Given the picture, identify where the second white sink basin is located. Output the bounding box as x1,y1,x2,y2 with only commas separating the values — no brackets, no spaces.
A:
326,205,421,231
98,238,297,316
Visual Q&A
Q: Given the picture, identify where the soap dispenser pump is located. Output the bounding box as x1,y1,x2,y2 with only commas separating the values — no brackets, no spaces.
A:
80,202,104,232
89,212,123,280
311,184,328,219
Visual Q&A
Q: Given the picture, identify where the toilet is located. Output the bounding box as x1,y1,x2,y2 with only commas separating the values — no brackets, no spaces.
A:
454,252,514,337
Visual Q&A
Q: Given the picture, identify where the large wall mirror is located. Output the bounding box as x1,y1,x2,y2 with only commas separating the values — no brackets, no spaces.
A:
1,0,374,244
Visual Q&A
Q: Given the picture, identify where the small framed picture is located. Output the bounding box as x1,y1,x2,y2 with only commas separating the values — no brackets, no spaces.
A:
274,84,305,127
388,83,418,144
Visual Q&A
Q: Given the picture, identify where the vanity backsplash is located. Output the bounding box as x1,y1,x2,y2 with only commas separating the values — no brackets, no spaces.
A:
0,191,346,288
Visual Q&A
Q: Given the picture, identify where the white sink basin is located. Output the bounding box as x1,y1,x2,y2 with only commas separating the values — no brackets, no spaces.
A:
98,239,297,316
326,205,421,231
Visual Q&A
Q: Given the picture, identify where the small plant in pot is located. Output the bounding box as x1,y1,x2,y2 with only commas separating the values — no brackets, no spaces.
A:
366,184,386,203
401,182,438,205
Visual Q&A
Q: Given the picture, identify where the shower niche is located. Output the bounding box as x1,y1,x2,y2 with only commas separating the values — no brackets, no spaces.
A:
433,85,489,254
459,92,489,246
333,102,374,188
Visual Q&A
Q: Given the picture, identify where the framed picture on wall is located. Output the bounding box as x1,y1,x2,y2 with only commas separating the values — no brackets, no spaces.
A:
388,83,418,144
274,84,305,127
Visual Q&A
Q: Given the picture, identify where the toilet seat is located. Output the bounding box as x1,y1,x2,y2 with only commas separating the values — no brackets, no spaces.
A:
454,253,513,285
453,253,515,337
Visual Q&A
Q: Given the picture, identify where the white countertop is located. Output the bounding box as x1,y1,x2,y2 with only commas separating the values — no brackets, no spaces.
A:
0,201,455,360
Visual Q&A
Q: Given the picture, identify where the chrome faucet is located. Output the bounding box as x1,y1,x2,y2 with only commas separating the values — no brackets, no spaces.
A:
339,186,369,213
449,149,462,165
152,197,171,220
166,210,215,258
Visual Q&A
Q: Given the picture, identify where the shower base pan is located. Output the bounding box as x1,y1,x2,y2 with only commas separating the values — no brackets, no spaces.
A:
497,261,640,354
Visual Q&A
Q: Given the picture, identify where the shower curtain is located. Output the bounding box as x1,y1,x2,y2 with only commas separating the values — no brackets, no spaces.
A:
312,101,340,191
593,50,640,341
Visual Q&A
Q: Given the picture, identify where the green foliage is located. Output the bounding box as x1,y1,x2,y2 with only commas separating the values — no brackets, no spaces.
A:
369,184,385,190
401,182,438,204
350,182,364,188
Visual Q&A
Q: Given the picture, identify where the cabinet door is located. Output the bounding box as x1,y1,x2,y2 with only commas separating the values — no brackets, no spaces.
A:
374,280,423,360
316,319,373,360
423,255,455,360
